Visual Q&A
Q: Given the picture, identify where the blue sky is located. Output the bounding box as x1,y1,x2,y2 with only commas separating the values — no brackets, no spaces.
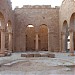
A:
11,0,63,9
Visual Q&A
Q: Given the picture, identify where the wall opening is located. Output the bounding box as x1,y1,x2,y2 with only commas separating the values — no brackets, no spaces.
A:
38,24,48,51
5,20,12,51
62,20,69,52
26,24,36,51
70,13,75,51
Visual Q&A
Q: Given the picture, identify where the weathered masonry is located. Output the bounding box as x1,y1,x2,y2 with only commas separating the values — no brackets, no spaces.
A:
14,5,59,52
0,0,75,56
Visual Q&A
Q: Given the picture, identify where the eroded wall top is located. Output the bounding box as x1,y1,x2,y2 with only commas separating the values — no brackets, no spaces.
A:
15,5,60,9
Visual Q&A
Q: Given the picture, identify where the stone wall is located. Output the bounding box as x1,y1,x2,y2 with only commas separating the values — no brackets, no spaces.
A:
14,5,60,52
0,0,13,23
2,0,74,52
0,0,13,51
59,0,75,51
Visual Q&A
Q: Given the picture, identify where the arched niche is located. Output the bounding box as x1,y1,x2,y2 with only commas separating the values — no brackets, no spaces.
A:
38,24,48,51
70,13,75,28
70,13,75,51
5,20,12,50
62,20,69,52
7,20,12,32
25,24,36,51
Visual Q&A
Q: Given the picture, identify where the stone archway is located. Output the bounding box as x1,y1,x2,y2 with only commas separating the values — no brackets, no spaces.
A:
69,13,75,55
62,20,69,52
5,20,12,52
38,24,48,51
0,12,5,54
25,24,36,51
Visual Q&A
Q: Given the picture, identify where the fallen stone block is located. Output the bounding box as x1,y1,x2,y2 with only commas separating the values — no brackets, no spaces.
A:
26,54,34,57
34,54,41,57
7,52,11,56
4,50,8,56
41,54,48,57
21,54,27,57
48,54,55,58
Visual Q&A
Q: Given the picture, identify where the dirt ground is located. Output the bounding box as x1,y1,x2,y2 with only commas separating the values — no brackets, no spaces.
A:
0,52,75,75
0,58,75,75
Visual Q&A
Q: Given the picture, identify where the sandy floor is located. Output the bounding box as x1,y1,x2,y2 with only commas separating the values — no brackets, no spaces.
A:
0,59,75,75
0,52,75,75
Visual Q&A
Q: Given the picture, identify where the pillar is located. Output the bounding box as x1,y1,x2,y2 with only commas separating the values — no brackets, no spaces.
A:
0,19,5,56
35,33,38,51
48,29,50,51
61,32,66,52
1,29,5,52
65,33,68,52
8,32,12,52
48,29,52,51
69,31,74,56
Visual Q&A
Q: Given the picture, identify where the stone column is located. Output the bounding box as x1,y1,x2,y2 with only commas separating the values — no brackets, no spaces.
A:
69,31,74,56
0,19,5,56
1,29,5,52
8,32,12,52
35,33,38,51
61,32,66,52
48,29,52,51
48,29,50,51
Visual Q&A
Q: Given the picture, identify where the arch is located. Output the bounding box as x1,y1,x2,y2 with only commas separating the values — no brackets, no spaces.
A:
27,24,34,27
62,20,68,32
40,24,47,27
70,13,75,27
38,24,48,51
39,24,49,28
62,20,69,52
8,20,12,26
6,20,12,32
0,12,5,27
25,24,34,28
70,13,75,51
0,12,4,20
5,20,12,50
25,24,36,51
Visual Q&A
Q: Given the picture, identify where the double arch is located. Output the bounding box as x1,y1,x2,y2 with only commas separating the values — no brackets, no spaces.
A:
62,12,75,55
0,11,13,54
25,24,48,51
62,20,69,52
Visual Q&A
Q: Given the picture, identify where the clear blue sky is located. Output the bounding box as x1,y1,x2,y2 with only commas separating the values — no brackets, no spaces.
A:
11,0,63,9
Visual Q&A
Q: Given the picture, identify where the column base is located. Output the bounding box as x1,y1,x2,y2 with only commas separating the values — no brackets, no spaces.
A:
0,51,5,57
70,53,75,56
4,50,12,56
0,50,12,57
8,51,12,56
4,50,8,56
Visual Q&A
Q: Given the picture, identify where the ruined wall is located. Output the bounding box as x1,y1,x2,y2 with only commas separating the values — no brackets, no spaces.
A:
59,0,75,29
59,0,75,51
0,0,13,50
0,0,13,24
14,5,60,52
0,0,75,52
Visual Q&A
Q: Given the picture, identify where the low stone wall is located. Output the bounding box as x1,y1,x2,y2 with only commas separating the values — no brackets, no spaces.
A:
21,53,55,58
